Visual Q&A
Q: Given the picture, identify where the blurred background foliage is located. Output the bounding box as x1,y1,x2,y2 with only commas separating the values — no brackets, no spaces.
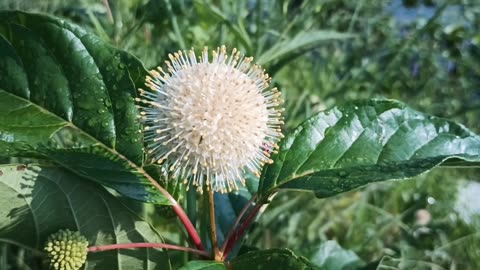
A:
1,0,480,269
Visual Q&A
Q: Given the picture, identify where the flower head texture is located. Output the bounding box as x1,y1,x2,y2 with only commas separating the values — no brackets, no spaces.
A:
44,229,88,270
137,46,284,193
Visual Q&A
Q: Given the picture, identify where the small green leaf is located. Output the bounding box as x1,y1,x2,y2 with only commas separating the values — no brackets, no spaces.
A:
229,248,321,270
375,256,405,270
0,11,168,204
311,241,364,270
0,164,170,270
259,99,480,198
178,260,226,270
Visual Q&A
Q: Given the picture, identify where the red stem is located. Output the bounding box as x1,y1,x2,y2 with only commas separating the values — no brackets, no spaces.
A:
222,202,263,259
220,194,257,254
170,201,205,251
110,149,206,252
136,166,205,251
88,243,210,258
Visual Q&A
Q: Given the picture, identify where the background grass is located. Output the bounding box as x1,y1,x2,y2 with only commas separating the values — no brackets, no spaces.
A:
1,0,480,269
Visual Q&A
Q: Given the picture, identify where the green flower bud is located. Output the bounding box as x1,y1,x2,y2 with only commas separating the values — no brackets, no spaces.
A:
44,229,88,270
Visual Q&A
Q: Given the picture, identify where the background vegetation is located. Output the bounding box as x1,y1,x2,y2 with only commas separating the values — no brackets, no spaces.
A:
1,0,479,269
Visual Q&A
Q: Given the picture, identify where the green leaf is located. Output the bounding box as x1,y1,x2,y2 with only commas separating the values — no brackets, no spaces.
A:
229,248,321,270
256,30,355,68
0,11,168,204
215,173,258,236
375,256,407,270
0,164,170,270
376,256,455,270
259,99,480,198
178,260,226,270
194,1,252,54
311,241,364,270
213,172,258,258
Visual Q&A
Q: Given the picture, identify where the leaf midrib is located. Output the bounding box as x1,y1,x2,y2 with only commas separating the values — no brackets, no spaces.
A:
270,154,478,194
265,102,480,194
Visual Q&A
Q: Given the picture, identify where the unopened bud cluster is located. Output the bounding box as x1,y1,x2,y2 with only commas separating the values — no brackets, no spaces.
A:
44,229,88,270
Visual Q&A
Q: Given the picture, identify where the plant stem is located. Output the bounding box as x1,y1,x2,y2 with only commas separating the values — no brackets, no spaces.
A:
88,243,209,257
208,189,221,261
220,194,257,254
142,172,204,250
102,0,114,24
165,0,186,49
222,201,263,259
111,149,205,252
53,112,205,252
171,201,205,251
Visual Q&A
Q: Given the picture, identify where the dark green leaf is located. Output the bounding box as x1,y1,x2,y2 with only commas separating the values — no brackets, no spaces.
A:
259,99,480,198
311,241,364,270
214,171,258,250
0,11,168,203
178,260,226,270
0,164,170,270
229,248,321,270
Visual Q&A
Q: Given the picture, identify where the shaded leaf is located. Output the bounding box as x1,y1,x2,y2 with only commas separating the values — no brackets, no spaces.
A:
311,241,364,270
213,172,258,258
178,260,226,270
0,11,168,204
259,99,480,199
194,173,258,250
229,248,321,270
0,164,170,270
375,256,422,270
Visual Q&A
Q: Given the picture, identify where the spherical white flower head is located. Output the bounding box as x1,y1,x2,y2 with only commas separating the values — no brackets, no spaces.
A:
137,46,284,193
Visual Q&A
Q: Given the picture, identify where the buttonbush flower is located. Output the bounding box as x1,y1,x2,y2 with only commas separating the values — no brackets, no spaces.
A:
44,229,88,270
137,46,284,193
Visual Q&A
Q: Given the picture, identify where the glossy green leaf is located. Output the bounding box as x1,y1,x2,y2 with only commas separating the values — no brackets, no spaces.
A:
259,99,480,198
229,249,321,270
0,164,170,270
0,11,168,203
178,260,226,270
311,241,364,270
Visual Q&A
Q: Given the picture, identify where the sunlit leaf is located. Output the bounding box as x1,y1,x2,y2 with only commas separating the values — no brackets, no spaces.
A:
259,99,480,199
0,11,168,204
